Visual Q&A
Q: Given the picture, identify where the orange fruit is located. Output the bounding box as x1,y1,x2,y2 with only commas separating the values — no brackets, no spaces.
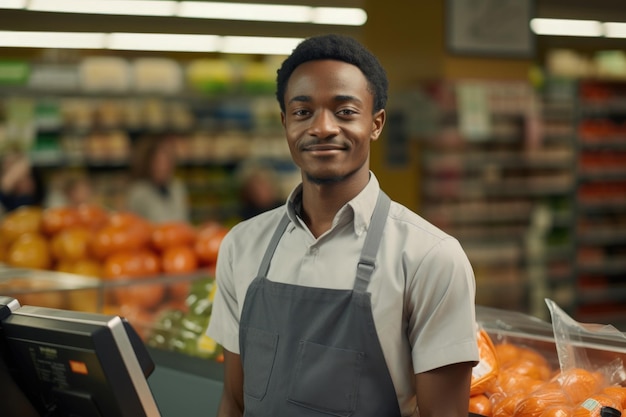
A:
151,221,197,251
469,394,492,416
0,205,43,242
161,245,198,274
541,406,574,417
602,386,626,409
41,206,82,235
194,224,228,266
472,329,499,396
102,249,160,280
514,386,572,417
492,369,544,396
91,220,152,259
103,250,164,310
495,343,522,367
56,258,102,279
50,226,92,261
76,203,109,230
492,392,525,417
6,232,51,270
555,368,604,405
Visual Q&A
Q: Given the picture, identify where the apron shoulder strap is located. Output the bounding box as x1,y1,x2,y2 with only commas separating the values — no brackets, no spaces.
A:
354,191,391,293
257,214,291,277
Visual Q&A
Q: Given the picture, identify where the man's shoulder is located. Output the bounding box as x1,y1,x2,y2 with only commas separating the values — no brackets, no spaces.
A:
387,199,452,241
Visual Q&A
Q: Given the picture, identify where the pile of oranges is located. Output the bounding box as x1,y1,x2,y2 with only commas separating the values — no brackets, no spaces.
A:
470,330,626,417
0,204,229,317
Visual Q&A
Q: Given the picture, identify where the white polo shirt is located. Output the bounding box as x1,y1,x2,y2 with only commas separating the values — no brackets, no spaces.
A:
207,173,479,415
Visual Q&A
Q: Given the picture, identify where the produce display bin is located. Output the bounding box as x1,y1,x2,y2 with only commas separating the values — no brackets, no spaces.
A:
0,265,220,361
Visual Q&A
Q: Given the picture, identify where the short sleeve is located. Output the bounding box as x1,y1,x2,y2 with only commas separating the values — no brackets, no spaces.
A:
206,231,241,354
406,237,479,373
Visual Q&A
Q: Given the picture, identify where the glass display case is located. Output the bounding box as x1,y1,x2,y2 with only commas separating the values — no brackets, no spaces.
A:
0,265,221,361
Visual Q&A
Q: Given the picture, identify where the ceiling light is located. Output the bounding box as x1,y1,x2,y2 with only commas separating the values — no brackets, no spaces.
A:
178,2,310,23
220,36,302,54
0,30,302,55
5,1,367,26
0,31,105,49
28,0,176,16
107,33,221,52
3,0,26,9
312,7,368,26
604,22,626,38
530,18,603,37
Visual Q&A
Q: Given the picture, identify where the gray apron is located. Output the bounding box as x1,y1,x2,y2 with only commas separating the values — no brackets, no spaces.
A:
239,191,402,417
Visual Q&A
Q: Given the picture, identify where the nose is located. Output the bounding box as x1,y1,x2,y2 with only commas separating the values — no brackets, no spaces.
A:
308,109,340,138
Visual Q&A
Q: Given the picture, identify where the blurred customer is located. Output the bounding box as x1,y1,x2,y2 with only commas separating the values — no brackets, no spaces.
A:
0,152,46,215
237,162,284,220
127,135,189,223
46,173,96,208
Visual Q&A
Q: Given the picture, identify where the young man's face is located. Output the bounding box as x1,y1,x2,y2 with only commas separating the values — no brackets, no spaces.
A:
281,59,385,185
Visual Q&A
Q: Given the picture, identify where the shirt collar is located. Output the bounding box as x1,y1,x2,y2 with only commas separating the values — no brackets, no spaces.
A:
286,172,381,237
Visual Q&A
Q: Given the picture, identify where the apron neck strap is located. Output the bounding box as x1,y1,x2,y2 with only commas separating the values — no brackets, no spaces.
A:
354,191,391,293
257,214,291,278
256,191,392,291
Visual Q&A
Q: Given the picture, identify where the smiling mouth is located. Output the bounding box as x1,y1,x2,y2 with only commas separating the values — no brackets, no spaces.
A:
303,144,347,152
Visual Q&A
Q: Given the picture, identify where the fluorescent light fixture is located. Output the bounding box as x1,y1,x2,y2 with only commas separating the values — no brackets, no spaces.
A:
221,35,302,54
604,22,626,38
312,7,368,26
178,2,310,23
6,1,367,26
0,30,302,55
530,18,603,37
0,31,105,49
107,32,221,52
3,0,26,9
28,0,177,16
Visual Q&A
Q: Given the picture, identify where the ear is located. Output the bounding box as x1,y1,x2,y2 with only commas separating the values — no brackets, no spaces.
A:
370,109,386,142
280,112,286,128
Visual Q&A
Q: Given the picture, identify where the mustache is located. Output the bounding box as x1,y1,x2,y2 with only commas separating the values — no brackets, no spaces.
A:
299,139,349,150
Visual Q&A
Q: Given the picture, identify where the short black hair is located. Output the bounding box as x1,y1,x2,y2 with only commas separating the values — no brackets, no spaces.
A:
276,34,388,114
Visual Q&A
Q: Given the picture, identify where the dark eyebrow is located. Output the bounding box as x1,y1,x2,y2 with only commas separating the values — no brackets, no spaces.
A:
335,95,362,105
287,95,311,105
287,95,363,105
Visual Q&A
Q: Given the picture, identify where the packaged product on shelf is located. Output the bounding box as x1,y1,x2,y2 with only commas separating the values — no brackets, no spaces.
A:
132,58,183,94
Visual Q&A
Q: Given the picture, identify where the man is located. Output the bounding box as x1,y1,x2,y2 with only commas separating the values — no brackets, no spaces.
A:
207,34,479,417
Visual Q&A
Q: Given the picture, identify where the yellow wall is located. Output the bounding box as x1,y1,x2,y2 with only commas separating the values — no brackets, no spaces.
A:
362,1,533,211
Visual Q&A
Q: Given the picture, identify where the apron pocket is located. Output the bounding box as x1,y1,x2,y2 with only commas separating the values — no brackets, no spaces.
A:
241,326,278,401
288,340,363,417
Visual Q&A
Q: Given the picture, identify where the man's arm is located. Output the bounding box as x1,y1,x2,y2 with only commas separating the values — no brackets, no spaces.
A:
414,361,474,417
216,349,245,417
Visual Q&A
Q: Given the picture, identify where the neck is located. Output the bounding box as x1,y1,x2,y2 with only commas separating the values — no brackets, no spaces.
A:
299,171,370,238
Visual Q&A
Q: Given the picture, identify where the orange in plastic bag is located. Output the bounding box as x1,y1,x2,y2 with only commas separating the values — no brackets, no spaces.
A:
556,368,606,405
491,368,544,396
541,405,574,417
514,386,572,417
469,394,492,416
573,394,621,417
471,328,499,396
491,392,525,417
601,386,626,410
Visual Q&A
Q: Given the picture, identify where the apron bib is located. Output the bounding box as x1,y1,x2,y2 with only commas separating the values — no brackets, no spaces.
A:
239,191,401,417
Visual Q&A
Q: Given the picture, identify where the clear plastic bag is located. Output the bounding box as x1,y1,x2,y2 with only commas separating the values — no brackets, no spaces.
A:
545,298,626,387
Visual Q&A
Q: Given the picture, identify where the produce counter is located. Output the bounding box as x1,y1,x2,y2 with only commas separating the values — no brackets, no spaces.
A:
0,265,226,416
0,265,223,359
3,265,626,416
147,348,223,417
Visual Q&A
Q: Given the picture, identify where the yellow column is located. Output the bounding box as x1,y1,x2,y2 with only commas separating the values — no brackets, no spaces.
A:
363,1,533,211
